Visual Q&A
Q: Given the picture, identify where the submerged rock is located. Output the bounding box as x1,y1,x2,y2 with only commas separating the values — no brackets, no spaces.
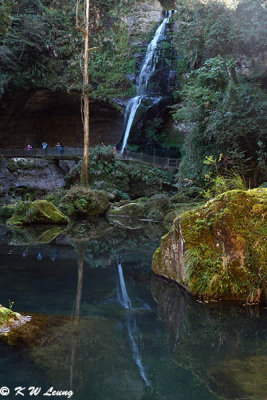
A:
6,200,68,226
152,188,267,303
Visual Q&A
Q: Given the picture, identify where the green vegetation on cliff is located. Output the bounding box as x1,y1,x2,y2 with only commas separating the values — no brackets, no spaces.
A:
64,146,175,199
0,0,142,99
172,0,267,185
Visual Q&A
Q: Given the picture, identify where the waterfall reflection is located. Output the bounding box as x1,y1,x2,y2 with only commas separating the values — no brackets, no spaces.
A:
116,257,151,388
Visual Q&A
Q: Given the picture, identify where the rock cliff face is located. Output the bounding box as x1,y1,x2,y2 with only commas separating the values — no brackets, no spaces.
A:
0,90,124,148
127,0,163,41
152,188,267,303
0,158,66,201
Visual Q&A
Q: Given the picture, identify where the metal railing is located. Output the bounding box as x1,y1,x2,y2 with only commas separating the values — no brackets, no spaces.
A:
117,150,180,170
0,147,84,158
0,147,180,170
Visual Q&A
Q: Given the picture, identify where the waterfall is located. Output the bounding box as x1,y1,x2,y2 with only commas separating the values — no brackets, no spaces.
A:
117,263,132,309
120,10,173,151
121,96,142,152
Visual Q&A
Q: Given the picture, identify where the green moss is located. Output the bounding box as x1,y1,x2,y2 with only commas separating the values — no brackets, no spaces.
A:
58,186,110,218
0,204,16,219
180,189,267,301
153,188,267,303
107,202,145,218
6,200,68,225
0,306,18,326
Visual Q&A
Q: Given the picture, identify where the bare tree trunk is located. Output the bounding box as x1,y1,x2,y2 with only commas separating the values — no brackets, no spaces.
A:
81,0,90,185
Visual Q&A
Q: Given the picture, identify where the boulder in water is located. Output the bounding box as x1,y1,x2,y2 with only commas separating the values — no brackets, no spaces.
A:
152,188,267,303
6,200,68,225
58,186,111,218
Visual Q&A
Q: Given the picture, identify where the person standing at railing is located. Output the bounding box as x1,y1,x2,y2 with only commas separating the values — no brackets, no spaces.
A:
42,141,48,155
56,142,61,155
26,144,32,153
60,144,64,155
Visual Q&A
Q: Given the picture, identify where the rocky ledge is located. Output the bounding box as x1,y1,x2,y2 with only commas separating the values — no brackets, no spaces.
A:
152,188,267,303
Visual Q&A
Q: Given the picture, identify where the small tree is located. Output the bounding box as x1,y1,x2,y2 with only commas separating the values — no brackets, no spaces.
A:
76,0,90,186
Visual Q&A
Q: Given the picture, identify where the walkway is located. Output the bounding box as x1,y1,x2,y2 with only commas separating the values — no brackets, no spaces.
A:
0,147,180,170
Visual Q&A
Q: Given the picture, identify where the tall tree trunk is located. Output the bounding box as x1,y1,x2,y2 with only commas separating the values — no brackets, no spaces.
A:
81,0,90,185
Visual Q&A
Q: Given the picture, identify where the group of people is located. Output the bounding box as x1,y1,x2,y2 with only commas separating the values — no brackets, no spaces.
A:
26,142,64,155
113,146,127,158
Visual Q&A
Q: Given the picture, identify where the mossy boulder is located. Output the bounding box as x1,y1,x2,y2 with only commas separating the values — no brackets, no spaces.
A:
152,188,267,303
107,201,145,218
58,186,110,217
0,306,29,333
0,204,16,219
107,194,172,220
6,200,68,225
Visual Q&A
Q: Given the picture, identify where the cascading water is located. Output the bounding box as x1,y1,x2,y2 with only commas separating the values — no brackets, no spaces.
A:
121,10,173,152
117,261,151,387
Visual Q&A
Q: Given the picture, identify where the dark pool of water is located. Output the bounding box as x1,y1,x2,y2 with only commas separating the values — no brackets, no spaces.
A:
0,222,266,400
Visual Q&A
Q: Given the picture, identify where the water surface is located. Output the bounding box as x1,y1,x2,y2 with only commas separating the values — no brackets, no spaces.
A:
0,221,266,400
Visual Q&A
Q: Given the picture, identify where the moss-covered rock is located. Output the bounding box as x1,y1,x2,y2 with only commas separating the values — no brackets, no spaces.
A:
152,188,267,303
107,201,145,218
58,186,111,218
0,306,29,333
0,204,16,219
6,200,68,225
107,194,173,221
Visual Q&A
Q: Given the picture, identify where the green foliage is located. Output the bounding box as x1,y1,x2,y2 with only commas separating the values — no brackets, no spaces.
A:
0,0,139,98
65,145,175,198
173,57,267,184
171,1,267,186
8,299,14,310
0,0,14,39
202,155,247,199
173,0,267,69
